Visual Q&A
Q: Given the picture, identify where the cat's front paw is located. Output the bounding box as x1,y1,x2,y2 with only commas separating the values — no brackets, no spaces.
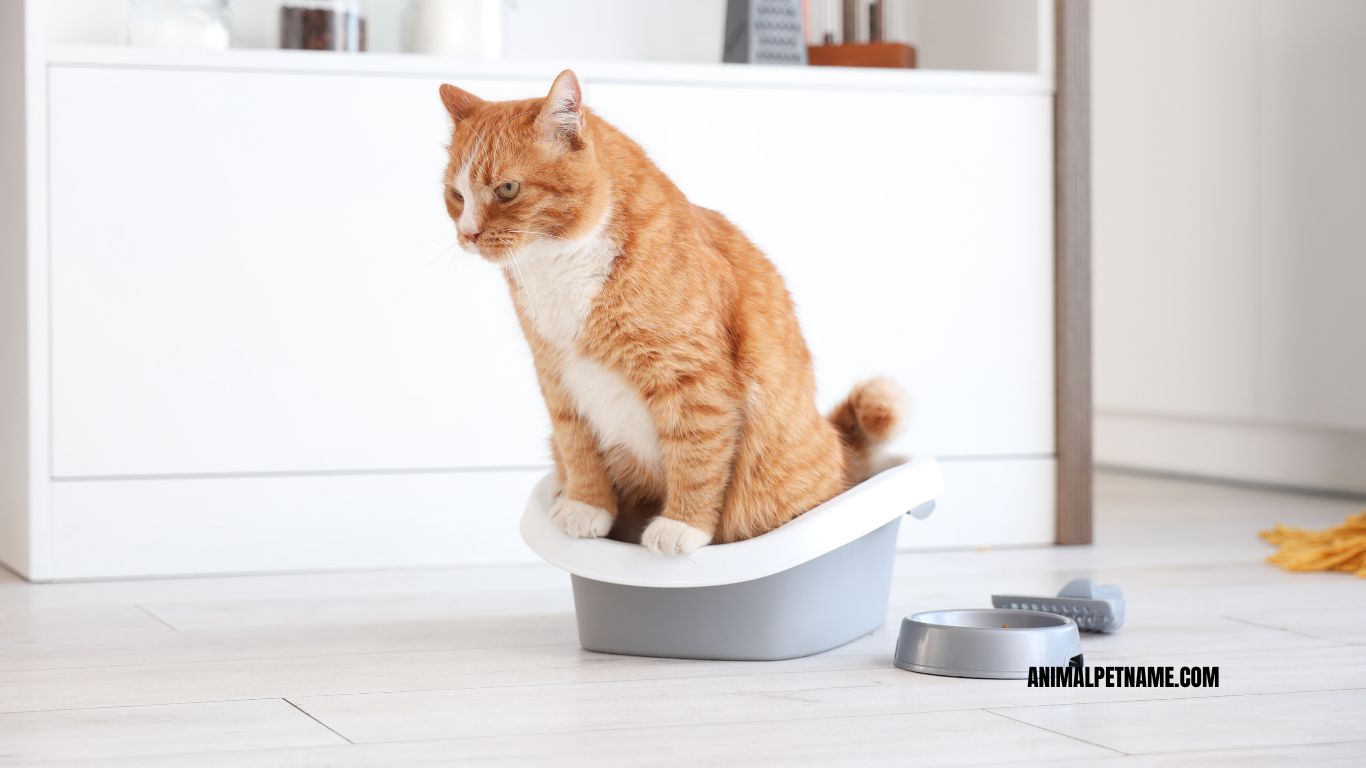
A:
641,517,712,556
549,497,614,538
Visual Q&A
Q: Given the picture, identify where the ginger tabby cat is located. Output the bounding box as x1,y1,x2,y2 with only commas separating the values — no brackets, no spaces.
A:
439,71,904,556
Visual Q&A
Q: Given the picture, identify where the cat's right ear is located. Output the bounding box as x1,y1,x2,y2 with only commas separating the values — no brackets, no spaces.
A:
438,84,483,120
536,70,585,149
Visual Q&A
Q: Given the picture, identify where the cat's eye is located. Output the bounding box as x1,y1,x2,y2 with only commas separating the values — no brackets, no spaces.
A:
448,187,463,202
495,181,521,201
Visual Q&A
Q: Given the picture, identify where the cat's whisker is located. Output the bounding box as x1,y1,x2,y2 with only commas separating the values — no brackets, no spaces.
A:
449,112,487,150
469,132,487,179
504,252,542,330
485,108,539,176
512,254,532,295
439,250,472,280
502,229,568,241
377,243,461,307
394,233,460,262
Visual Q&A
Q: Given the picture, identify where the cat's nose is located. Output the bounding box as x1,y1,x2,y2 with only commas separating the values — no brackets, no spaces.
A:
462,227,482,242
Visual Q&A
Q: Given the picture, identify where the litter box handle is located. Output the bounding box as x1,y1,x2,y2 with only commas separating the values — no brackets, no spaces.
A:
907,500,936,520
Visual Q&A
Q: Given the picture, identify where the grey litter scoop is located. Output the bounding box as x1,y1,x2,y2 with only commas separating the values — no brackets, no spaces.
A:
992,578,1125,633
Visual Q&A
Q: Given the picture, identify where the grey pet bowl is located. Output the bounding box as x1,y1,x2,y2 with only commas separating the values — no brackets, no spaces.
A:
521,458,945,661
894,609,1084,679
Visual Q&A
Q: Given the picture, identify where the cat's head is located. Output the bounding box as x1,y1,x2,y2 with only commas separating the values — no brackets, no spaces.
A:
438,70,608,262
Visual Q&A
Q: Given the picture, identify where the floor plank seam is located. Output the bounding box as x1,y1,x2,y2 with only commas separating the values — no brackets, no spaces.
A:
255,675,1366,708
236,689,1366,752
429,712,994,745
132,603,182,632
188,659,899,700
1118,736,1366,759
22,735,1366,768
1219,614,1354,646
981,708,1129,756
12,677,1366,718
236,704,1035,750
987,685,1366,711
954,736,1366,767
0,696,283,716
283,697,354,745
0,641,588,674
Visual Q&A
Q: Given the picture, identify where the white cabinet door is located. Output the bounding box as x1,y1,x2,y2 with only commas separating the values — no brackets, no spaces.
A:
587,82,1056,459
48,68,555,477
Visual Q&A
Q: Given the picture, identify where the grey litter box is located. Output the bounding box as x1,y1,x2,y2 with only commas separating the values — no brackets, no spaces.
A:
520,457,945,661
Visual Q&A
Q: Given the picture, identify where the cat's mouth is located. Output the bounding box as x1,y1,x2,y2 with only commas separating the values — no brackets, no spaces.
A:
460,233,521,262
462,228,568,261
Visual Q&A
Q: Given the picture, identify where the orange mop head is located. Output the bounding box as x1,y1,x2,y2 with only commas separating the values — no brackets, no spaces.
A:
1260,509,1366,577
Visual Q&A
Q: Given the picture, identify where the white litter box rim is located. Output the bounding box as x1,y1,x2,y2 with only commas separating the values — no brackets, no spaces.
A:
520,456,945,589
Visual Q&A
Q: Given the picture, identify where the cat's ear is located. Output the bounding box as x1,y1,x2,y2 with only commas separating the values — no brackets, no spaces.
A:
536,70,585,148
439,83,483,120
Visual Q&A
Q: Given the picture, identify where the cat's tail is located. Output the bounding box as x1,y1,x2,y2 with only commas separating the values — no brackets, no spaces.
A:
828,377,908,484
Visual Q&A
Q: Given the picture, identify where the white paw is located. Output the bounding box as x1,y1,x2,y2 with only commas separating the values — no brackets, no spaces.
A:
641,517,712,556
549,498,613,538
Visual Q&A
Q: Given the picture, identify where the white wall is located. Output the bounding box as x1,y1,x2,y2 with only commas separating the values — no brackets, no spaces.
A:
1093,0,1366,493
915,0,1040,73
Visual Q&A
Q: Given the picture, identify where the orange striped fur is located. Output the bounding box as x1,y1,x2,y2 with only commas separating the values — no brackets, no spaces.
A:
438,71,905,555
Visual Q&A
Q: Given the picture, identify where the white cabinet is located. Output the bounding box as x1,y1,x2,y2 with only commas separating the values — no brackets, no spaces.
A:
5,41,1060,579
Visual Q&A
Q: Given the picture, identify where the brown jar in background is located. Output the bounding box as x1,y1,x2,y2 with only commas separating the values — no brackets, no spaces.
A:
281,0,366,52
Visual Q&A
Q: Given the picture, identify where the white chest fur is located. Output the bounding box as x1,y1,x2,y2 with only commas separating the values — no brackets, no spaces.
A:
508,231,662,469
507,231,615,351
558,354,662,468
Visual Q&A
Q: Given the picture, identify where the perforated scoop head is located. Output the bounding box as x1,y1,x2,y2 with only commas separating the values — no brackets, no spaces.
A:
991,578,1125,633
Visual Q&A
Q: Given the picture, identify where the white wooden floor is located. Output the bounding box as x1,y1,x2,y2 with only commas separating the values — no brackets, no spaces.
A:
3,471,1366,766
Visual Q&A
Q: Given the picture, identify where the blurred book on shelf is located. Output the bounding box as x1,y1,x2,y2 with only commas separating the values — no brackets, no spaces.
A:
805,0,916,68
807,41,916,68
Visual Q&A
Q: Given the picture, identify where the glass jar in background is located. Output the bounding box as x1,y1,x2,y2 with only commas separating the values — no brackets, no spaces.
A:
128,0,231,49
405,0,502,58
281,0,367,52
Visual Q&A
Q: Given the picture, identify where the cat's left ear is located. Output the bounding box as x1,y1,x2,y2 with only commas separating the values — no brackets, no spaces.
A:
439,83,483,121
537,70,585,149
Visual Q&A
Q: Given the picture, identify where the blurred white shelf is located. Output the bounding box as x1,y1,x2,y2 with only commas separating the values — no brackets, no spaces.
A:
45,45,1054,95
